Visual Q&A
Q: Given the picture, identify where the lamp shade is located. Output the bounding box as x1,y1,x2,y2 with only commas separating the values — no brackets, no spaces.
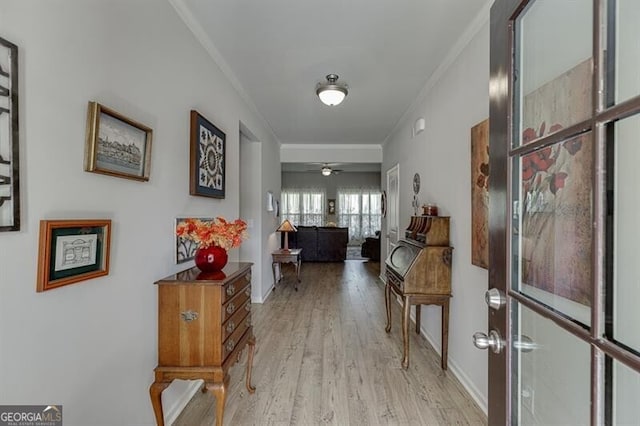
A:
318,88,346,106
316,74,348,106
277,219,297,233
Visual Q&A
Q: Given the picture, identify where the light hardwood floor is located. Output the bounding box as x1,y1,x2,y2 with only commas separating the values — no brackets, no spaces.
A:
174,260,486,426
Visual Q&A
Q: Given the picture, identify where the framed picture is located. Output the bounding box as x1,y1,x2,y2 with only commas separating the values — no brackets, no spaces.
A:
471,118,489,269
0,36,20,232
190,110,225,198
36,219,111,292
84,101,153,181
520,59,593,308
328,199,336,215
175,216,214,264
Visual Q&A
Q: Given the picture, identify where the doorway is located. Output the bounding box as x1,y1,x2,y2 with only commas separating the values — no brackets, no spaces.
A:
385,164,400,265
485,0,640,424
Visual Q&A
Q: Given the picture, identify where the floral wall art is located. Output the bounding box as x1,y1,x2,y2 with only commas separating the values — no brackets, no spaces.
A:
520,58,593,307
471,118,489,269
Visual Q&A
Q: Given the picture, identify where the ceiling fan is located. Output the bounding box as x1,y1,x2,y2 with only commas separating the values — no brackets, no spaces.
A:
307,163,343,176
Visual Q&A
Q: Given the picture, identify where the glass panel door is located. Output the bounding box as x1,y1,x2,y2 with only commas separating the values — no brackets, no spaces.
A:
487,0,640,423
513,133,593,326
513,0,593,148
610,113,640,354
610,0,640,105
510,1,597,420
512,302,591,425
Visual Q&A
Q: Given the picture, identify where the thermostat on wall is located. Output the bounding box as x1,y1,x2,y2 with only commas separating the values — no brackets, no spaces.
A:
413,118,426,137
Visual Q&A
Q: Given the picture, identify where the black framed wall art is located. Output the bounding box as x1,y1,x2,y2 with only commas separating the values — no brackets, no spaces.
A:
0,36,19,232
189,110,225,198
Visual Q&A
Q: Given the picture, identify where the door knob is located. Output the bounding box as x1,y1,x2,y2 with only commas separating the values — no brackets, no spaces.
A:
473,329,505,354
513,335,538,353
485,288,506,310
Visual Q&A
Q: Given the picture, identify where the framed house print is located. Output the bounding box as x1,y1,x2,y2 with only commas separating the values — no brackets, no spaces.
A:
190,110,225,198
84,101,153,181
36,219,111,292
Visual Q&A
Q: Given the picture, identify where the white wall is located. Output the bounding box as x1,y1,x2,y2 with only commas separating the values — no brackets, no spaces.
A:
520,0,592,95
280,143,382,163
0,0,279,424
382,18,490,411
616,0,640,103
613,94,640,426
614,0,640,420
282,171,381,197
258,129,282,300
239,134,263,300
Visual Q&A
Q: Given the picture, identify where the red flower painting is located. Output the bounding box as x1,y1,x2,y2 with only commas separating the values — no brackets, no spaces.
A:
521,121,583,205
519,58,594,310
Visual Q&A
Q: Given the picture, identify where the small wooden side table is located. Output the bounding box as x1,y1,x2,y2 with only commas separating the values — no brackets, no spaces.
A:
271,248,302,291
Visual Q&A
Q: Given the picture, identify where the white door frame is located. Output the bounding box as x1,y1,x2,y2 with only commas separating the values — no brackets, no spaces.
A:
385,164,400,272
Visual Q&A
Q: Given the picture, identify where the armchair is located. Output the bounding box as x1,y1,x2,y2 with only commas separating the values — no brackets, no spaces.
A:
361,231,381,261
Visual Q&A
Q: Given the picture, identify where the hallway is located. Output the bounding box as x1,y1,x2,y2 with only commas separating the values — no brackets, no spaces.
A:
175,260,486,425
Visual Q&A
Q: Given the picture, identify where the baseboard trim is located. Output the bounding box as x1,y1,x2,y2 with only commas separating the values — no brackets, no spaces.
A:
417,321,488,414
378,279,488,416
256,284,274,304
161,379,204,425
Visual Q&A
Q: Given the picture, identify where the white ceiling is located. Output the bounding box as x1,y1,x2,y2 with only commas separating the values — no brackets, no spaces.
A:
173,0,488,146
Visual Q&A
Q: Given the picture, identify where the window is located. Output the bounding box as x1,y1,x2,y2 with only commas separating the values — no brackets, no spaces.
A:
281,188,326,226
337,187,381,244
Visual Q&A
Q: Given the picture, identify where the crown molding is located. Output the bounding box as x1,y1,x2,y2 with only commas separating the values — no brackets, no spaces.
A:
382,0,494,146
168,0,280,143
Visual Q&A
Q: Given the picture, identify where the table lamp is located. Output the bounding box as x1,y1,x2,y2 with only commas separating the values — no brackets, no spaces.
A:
277,219,297,251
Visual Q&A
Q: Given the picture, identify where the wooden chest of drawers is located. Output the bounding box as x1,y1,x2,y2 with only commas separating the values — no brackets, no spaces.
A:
149,262,255,426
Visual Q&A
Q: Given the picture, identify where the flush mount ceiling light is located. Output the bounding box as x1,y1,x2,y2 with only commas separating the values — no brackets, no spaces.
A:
316,74,348,106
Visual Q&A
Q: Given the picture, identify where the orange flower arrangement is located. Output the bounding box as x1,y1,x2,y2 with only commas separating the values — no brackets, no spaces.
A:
176,217,248,250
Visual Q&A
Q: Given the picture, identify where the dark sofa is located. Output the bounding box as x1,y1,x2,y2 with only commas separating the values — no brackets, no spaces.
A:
283,226,349,262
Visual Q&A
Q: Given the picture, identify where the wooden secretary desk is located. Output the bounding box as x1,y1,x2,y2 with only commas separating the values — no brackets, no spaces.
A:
149,262,255,426
384,216,453,370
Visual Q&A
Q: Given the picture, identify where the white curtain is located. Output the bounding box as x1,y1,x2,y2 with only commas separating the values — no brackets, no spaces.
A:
337,187,382,244
281,187,326,226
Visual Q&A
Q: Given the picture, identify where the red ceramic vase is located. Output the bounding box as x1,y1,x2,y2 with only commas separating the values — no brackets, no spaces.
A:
194,245,228,273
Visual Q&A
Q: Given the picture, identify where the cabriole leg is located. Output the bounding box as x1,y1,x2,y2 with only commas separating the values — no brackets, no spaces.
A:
149,381,169,426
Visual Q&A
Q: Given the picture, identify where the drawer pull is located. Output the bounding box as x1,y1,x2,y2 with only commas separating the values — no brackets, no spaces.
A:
226,284,236,297
245,273,252,282
180,310,198,322
244,304,251,312
226,321,236,334
245,287,251,297
226,303,236,315
442,248,453,266
226,339,236,353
